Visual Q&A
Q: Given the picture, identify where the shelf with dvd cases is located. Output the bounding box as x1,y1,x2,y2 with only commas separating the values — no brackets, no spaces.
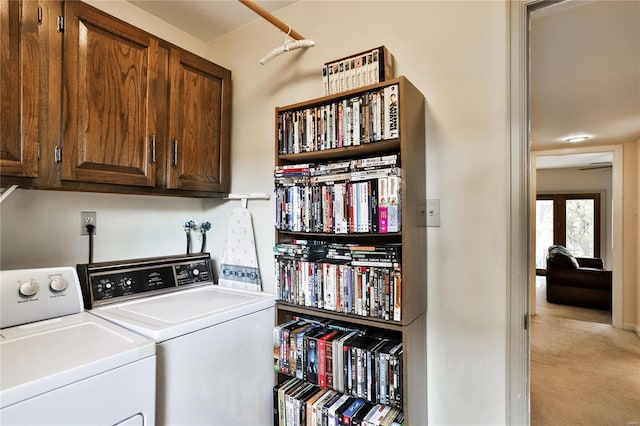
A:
273,76,426,425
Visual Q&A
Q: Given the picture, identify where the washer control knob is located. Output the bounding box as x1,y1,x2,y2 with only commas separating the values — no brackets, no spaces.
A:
49,277,68,292
191,268,200,277
19,280,39,297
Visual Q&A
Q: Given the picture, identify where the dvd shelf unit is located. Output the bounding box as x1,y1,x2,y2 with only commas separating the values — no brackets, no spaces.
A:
273,76,426,425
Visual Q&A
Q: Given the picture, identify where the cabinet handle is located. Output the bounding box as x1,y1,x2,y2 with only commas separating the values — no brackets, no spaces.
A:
172,139,178,166
150,134,156,163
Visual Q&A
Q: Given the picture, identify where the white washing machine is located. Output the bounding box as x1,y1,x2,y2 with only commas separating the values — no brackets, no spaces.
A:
78,253,276,426
0,266,156,426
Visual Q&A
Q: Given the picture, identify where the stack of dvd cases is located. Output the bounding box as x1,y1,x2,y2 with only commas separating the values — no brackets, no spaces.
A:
273,316,404,426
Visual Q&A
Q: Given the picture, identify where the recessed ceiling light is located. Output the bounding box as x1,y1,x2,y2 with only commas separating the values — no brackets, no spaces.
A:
564,135,591,143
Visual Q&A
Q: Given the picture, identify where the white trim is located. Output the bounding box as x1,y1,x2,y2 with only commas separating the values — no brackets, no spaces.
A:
532,145,624,329
529,158,538,318
623,323,640,333
0,185,19,204
507,1,537,424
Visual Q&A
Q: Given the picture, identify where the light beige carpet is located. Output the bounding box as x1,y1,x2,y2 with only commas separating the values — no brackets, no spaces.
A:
531,278,640,425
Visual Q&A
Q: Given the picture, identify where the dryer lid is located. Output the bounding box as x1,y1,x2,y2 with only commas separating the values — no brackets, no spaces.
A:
0,312,155,408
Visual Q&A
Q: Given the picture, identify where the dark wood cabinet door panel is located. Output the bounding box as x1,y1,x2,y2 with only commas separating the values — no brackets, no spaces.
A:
62,1,156,187
1,0,39,178
167,48,231,192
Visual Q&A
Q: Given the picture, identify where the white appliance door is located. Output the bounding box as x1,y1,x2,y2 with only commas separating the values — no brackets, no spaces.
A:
0,357,155,426
157,306,274,426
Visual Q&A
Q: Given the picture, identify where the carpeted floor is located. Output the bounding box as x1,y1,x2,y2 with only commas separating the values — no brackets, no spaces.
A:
534,276,611,324
531,277,640,425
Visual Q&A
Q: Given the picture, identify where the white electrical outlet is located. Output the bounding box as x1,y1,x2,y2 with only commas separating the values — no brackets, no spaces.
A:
81,211,97,235
426,199,440,227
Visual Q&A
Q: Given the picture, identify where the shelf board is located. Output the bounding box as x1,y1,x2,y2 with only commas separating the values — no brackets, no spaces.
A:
276,302,404,332
277,230,401,240
278,139,400,163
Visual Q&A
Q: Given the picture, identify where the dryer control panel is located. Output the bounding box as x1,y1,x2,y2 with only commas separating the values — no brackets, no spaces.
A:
77,253,213,308
0,267,84,328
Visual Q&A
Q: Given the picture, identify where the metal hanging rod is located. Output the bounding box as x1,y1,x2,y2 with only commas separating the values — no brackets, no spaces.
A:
224,193,270,201
224,193,270,208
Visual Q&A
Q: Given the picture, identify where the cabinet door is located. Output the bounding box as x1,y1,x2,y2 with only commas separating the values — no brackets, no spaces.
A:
167,48,231,192
62,1,158,187
1,0,39,178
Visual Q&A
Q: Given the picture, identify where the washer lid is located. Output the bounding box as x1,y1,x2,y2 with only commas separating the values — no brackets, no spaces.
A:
0,312,155,409
91,286,275,342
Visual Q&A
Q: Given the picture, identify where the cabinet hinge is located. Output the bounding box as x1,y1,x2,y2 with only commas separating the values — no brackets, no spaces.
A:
150,134,156,164
57,16,64,32
524,314,529,330
37,7,43,25
172,139,178,166
54,146,62,163
37,143,41,160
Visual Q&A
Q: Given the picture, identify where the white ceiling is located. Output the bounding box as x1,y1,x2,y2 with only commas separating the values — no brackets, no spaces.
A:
125,0,640,169
530,1,640,152
535,151,613,169
127,0,295,42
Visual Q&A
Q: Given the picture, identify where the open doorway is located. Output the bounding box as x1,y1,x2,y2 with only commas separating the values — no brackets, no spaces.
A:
508,0,639,423
524,0,638,423
529,147,622,324
525,0,634,333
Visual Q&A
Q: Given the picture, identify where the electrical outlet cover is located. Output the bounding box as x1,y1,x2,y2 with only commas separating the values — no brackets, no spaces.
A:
81,211,97,235
426,199,440,227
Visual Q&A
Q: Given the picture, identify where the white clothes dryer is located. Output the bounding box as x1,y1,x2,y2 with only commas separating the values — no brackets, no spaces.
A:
78,253,276,426
0,266,156,426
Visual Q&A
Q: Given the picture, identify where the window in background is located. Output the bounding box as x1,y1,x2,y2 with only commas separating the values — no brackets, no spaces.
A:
535,199,554,270
535,193,601,272
565,198,597,257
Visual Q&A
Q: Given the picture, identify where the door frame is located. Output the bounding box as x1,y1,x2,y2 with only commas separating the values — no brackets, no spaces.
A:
507,1,535,423
530,146,623,322
508,1,625,424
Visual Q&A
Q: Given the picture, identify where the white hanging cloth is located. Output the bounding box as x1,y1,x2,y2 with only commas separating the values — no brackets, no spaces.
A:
218,206,262,292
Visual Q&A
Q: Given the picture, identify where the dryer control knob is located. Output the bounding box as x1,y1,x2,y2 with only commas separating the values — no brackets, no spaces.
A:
19,280,39,297
50,277,68,292
191,268,200,277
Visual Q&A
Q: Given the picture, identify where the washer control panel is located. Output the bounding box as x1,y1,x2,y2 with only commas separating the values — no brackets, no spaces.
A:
0,267,84,329
77,253,213,308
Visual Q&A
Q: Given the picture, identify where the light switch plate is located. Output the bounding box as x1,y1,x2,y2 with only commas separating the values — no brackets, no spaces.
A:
426,199,440,227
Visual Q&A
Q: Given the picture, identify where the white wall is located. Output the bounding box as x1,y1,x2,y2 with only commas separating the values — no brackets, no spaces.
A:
536,166,613,268
0,190,208,269
637,139,640,335
205,2,510,424
1,1,512,424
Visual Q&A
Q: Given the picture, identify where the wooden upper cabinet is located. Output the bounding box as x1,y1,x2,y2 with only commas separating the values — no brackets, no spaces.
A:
62,1,161,187
3,0,230,195
167,48,231,193
1,0,39,179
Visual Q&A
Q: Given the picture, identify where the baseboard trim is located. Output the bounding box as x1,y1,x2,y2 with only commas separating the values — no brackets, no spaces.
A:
622,323,640,338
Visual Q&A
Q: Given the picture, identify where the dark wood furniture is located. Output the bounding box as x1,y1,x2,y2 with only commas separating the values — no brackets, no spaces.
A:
273,76,427,424
1,0,39,179
1,0,231,197
546,245,612,310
